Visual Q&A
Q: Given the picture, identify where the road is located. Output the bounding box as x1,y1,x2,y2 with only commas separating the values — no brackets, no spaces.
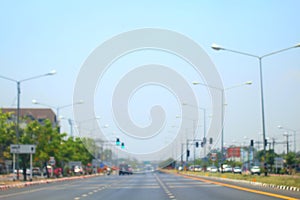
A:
1,172,299,200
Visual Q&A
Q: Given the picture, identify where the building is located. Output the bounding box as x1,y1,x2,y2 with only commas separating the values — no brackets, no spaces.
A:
226,146,241,162
1,108,57,126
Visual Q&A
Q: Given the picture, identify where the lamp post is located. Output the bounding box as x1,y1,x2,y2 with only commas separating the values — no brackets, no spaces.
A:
76,116,101,137
175,115,196,164
282,132,290,154
0,70,56,180
278,125,298,153
182,103,207,157
66,116,101,139
211,43,300,168
32,99,84,130
193,80,252,166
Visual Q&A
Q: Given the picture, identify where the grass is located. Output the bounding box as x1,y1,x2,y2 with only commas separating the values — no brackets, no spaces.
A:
166,170,300,188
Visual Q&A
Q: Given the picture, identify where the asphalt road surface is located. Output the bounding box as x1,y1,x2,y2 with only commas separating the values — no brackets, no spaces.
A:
1,172,299,200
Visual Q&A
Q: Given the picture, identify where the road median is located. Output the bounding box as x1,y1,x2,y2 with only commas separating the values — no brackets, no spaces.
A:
160,169,300,192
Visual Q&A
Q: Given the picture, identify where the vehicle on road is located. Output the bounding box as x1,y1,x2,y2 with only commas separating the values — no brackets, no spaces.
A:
32,167,42,176
119,164,133,175
219,164,232,173
188,165,202,172
250,166,261,175
207,166,218,173
74,165,83,175
224,165,233,173
232,166,242,174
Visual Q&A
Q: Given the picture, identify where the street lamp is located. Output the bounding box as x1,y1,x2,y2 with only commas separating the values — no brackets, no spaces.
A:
182,103,207,157
278,125,298,153
62,116,100,138
0,70,56,180
175,115,201,166
32,99,84,129
282,132,290,154
212,43,300,167
74,116,102,137
193,80,252,165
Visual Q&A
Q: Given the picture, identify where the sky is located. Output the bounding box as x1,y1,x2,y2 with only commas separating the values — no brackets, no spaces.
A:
0,1,299,160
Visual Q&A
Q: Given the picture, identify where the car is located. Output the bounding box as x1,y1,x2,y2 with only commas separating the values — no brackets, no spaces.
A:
74,166,83,174
219,164,232,173
119,164,133,175
32,167,42,176
250,166,261,175
208,166,218,173
14,169,23,174
224,165,233,173
232,166,242,174
188,165,202,172
178,166,183,171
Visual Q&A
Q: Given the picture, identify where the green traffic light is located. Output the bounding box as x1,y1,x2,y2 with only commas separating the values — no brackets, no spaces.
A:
116,138,120,146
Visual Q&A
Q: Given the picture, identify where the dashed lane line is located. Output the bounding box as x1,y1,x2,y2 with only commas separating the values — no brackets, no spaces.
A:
154,173,177,200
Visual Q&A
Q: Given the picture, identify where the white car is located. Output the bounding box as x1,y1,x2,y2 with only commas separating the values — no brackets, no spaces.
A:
208,166,218,173
224,165,233,173
233,166,242,174
250,166,261,175
189,165,202,171
74,166,83,174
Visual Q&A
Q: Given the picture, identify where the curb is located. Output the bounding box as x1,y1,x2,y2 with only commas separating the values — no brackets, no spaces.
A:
164,171,300,192
250,181,300,192
196,173,300,192
0,174,100,191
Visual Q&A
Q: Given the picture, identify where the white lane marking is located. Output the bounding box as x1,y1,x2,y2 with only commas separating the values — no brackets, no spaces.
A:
154,173,177,200
169,185,220,188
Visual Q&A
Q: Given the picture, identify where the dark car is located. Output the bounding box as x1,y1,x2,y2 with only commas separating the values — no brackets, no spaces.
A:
119,164,133,175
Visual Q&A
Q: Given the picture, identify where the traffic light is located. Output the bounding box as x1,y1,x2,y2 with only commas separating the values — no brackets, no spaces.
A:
209,138,213,144
116,138,120,146
195,142,199,148
250,139,254,147
201,142,204,148
203,137,207,144
121,142,125,149
187,150,190,157
264,139,268,147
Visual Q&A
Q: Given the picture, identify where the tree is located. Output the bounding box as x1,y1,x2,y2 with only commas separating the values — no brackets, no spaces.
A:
0,111,96,177
285,152,296,166
0,111,16,162
266,149,277,169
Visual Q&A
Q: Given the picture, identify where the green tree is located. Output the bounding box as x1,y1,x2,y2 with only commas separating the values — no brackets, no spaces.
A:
0,111,16,162
23,120,66,167
266,149,277,169
285,152,296,165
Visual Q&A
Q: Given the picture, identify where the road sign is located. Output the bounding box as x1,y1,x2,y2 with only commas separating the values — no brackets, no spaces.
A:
10,144,36,154
49,157,56,166
274,157,284,168
211,153,217,161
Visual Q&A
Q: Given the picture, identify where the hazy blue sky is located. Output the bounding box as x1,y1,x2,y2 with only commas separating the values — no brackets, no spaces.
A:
0,1,299,158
